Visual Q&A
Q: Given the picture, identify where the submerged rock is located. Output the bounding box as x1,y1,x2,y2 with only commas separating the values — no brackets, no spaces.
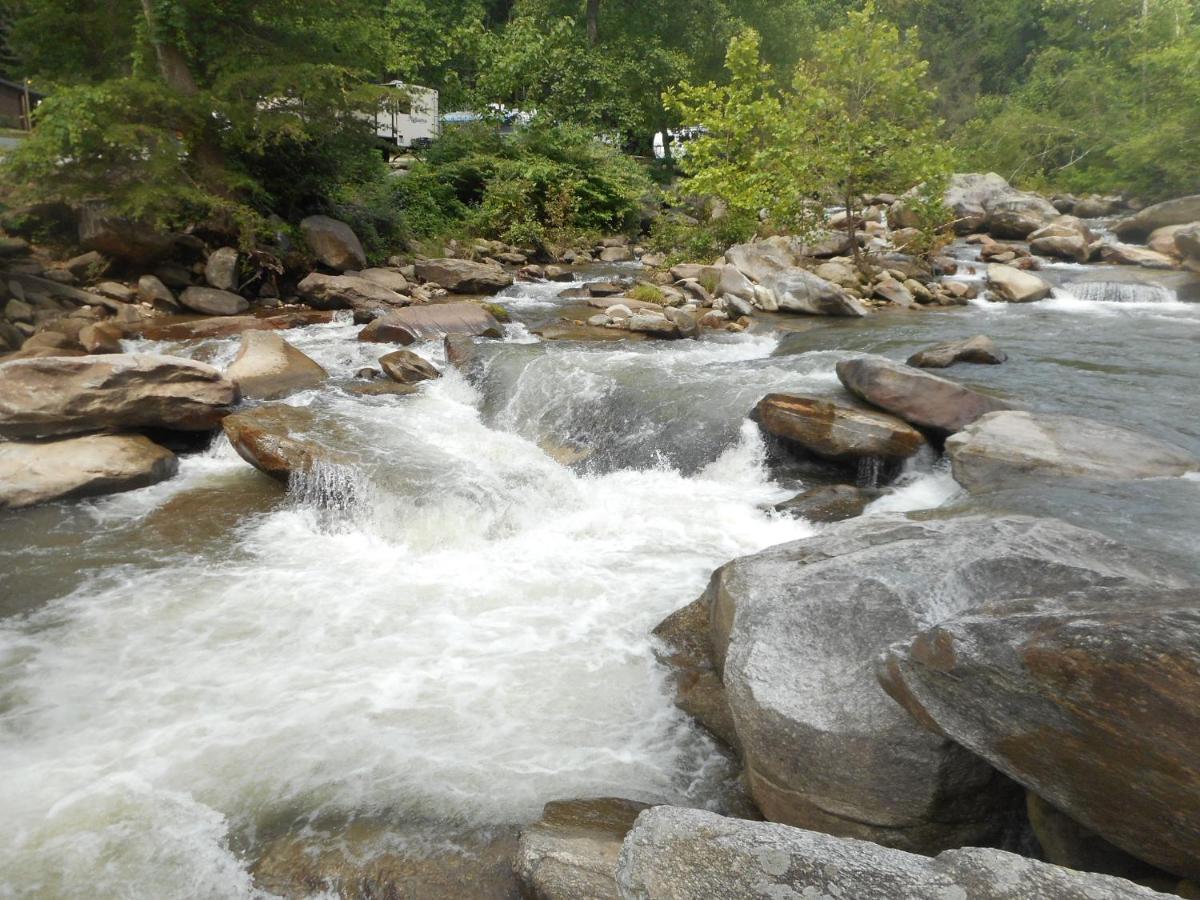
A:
414,259,513,294
907,335,1007,368
616,807,1171,900
945,410,1197,492
224,331,327,400
683,514,1178,853
300,215,367,272
878,585,1200,879
0,433,177,509
515,798,649,900
754,393,927,464
0,354,236,438
836,355,1012,436
359,302,503,345
772,483,877,523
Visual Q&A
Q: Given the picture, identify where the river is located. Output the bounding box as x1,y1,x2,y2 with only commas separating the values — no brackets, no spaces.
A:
1,246,1199,897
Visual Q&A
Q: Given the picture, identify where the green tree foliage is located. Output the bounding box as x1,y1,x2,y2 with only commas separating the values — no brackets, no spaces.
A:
665,4,952,255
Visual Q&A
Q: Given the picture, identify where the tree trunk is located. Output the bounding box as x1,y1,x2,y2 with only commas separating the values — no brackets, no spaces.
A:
845,186,864,275
586,0,600,46
139,0,199,95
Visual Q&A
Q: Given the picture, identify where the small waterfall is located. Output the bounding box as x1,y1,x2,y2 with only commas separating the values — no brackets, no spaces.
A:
1067,280,1176,304
857,455,884,488
289,459,363,522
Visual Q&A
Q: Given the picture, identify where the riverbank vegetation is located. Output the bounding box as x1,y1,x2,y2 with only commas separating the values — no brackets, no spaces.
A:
0,0,1195,255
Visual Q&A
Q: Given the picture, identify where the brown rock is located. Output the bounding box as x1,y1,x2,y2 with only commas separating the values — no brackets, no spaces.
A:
136,310,333,342
379,349,440,385
180,286,250,316
222,405,343,482
754,394,928,463
907,336,1007,368
414,259,513,294
78,322,125,354
224,331,327,400
772,483,877,523
299,215,367,272
358,302,503,345
296,272,410,315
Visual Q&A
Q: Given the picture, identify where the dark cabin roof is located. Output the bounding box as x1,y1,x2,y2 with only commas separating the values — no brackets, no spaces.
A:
0,78,45,99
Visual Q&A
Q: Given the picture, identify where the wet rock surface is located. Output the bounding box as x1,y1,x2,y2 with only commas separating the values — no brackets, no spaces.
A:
224,331,328,400
754,393,927,464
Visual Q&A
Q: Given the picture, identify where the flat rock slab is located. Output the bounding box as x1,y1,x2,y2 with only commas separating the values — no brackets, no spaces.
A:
879,586,1200,879
755,393,927,463
415,259,513,294
987,264,1052,302
907,335,1007,368
698,514,1182,853
225,331,327,400
836,355,1012,435
945,410,1198,492
515,798,649,900
358,302,503,345
0,353,237,439
297,273,410,314
136,310,333,342
616,807,1171,900
0,433,177,509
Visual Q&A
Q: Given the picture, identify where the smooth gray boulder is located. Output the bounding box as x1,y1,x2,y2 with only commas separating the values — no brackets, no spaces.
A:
414,259,513,294
836,355,1012,435
0,354,237,438
943,172,1057,237
1113,195,1200,240
204,246,239,291
224,331,327,400
300,215,367,271
724,238,795,283
945,411,1197,492
179,286,249,316
907,335,1007,368
879,586,1200,879
357,267,410,294
986,264,1052,303
758,268,868,317
0,433,178,509
516,798,649,900
695,514,1180,853
616,807,1171,900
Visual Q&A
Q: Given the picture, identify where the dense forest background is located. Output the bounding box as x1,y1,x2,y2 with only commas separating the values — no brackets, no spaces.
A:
0,0,1195,256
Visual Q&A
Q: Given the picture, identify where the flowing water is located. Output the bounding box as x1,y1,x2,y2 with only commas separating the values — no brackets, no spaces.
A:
2,250,1200,897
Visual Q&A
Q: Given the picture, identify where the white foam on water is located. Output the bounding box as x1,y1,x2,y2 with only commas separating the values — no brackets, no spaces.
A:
0,329,812,897
865,459,963,516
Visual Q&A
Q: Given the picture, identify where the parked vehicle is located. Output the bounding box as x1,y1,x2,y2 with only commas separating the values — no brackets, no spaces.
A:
370,81,439,150
652,126,706,160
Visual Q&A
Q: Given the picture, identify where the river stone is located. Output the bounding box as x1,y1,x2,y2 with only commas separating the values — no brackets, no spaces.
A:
755,393,927,464
836,355,1012,436
515,798,649,900
222,405,347,482
299,215,367,272
628,313,681,338
180,285,250,316
986,194,1060,239
1175,223,1200,272
379,349,440,384
907,335,1007,368
78,321,124,354
136,310,334,342
758,268,868,317
986,263,1052,302
414,259,513,294
1101,243,1178,269
224,331,327,400
357,267,410,294
1146,224,1189,258
252,822,520,900
725,238,796,282
296,272,410,315
136,274,178,309
0,353,236,438
0,433,178,509
205,246,239,291
945,411,1198,492
872,277,913,307
1113,195,1200,240
878,585,1200,879
771,483,878,523
699,514,1180,853
615,807,1171,900
77,203,173,265
941,172,1025,234
358,302,503,344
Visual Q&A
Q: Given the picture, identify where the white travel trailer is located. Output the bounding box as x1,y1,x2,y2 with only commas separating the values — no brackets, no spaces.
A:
653,126,706,160
370,81,440,150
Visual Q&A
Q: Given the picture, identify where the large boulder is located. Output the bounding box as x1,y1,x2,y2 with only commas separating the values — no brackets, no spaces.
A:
691,514,1179,853
616,807,1170,900
358,302,503,345
836,355,1012,436
986,194,1060,240
757,268,868,317
0,354,236,438
515,798,649,900
378,349,440,385
356,267,410,294
943,173,1056,237
879,585,1200,879
204,246,239,291
1113,195,1200,241
224,331,327,400
986,263,1052,303
1028,217,1094,263
296,272,410,315
136,310,333,342
754,394,927,465
414,259,513,294
724,238,795,283
1175,223,1200,272
907,335,1007,368
945,411,1197,492
179,286,250,316
222,405,346,483
299,215,367,272
77,202,173,265
1100,243,1178,269
0,433,178,509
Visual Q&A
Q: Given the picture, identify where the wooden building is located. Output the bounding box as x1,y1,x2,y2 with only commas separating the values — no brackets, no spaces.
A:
0,78,43,130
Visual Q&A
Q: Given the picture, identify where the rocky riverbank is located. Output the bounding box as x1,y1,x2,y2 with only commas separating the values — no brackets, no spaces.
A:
2,176,1200,898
